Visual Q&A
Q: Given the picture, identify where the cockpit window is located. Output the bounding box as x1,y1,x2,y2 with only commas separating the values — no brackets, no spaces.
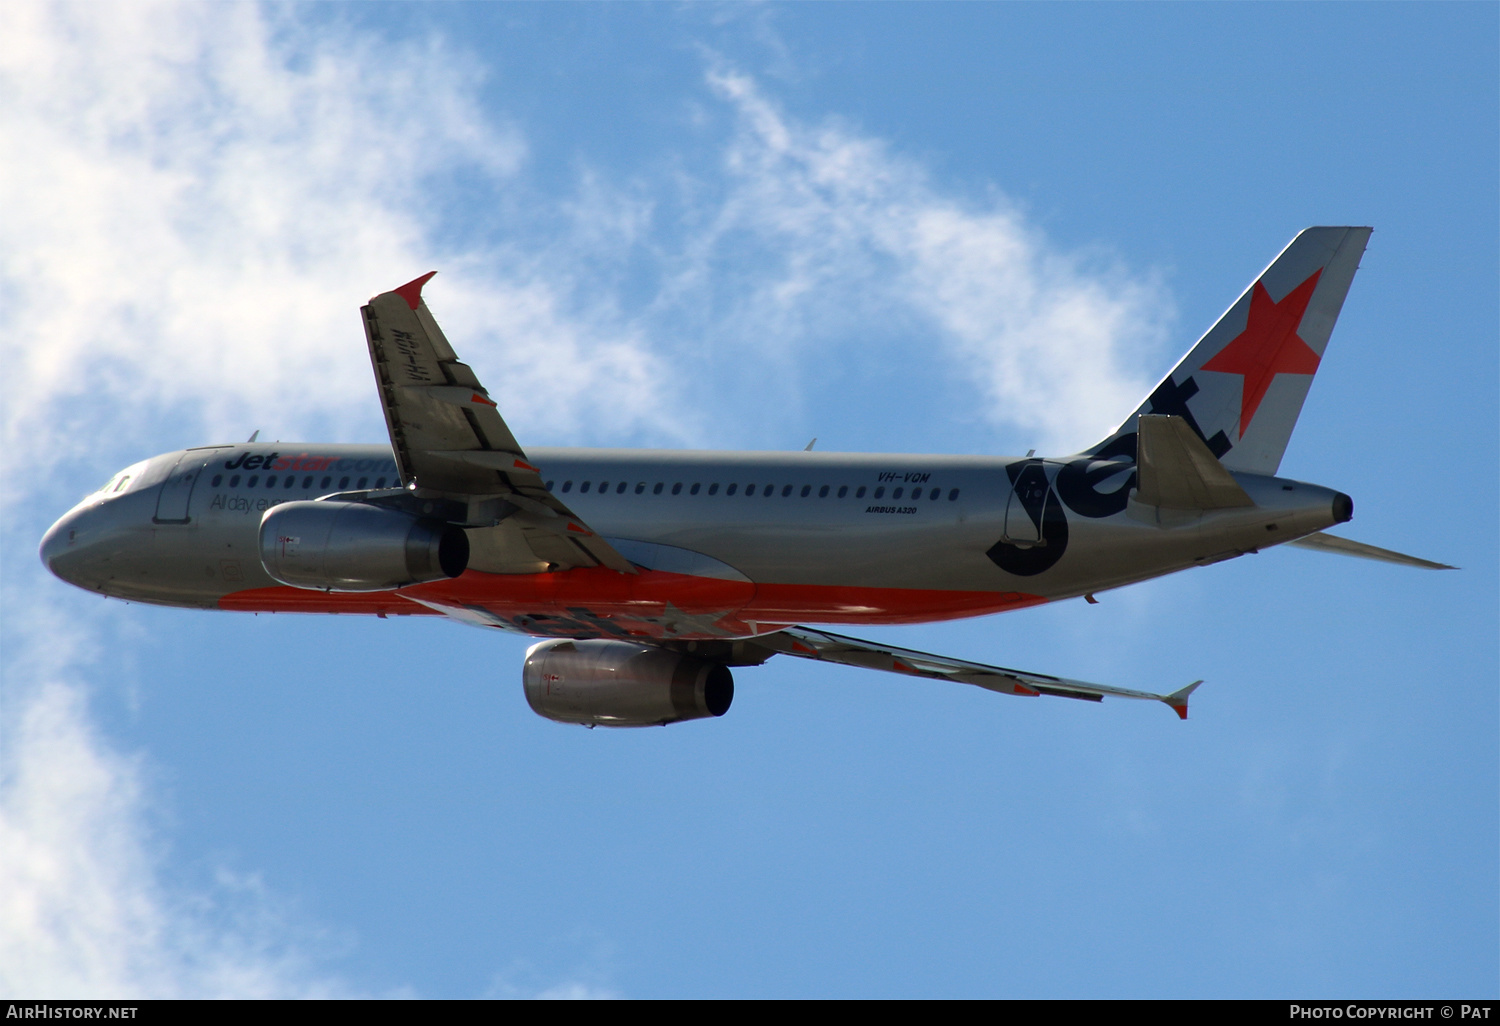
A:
95,462,152,501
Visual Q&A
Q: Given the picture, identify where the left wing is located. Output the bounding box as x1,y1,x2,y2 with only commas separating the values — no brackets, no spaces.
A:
361,273,634,574
755,627,1203,719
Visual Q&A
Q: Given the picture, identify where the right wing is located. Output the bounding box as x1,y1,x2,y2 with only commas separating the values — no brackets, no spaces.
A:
361,273,634,574
755,626,1203,719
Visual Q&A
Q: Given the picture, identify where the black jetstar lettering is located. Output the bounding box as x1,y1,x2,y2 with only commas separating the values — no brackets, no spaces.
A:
987,459,1069,576
1146,375,1231,457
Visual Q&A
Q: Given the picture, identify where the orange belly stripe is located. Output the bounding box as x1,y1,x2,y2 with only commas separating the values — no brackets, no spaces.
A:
218,569,1044,635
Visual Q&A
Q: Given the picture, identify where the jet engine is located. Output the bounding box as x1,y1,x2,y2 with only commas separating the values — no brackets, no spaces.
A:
522,639,734,727
259,500,469,592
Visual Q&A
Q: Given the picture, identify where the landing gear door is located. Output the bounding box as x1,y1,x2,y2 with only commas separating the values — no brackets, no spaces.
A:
153,454,206,524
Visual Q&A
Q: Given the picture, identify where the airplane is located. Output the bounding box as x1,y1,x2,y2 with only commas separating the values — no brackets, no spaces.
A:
39,226,1453,728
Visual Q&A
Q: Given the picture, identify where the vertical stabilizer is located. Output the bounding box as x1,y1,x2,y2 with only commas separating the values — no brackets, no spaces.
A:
1087,227,1371,475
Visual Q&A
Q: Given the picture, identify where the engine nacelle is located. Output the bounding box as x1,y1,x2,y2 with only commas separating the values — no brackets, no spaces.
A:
259,500,469,592
523,639,734,727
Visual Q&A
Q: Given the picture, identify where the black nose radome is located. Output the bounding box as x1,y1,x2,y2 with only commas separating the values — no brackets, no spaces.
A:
1332,492,1354,524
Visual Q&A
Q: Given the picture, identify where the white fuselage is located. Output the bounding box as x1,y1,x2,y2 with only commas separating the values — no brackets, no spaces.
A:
41,441,1348,639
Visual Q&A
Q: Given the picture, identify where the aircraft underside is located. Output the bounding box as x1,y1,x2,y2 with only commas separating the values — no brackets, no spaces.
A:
215,570,1051,640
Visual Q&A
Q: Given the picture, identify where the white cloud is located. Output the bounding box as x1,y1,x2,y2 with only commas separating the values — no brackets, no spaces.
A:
0,0,524,999
0,0,683,492
0,2,1176,998
533,982,622,1000
681,69,1170,453
483,950,622,1000
485,975,622,1000
0,672,356,998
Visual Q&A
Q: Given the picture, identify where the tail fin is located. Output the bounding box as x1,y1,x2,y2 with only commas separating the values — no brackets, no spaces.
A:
1088,227,1372,475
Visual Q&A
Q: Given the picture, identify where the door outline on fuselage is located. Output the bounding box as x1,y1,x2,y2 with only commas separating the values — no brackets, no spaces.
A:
153,454,206,524
1002,463,1049,548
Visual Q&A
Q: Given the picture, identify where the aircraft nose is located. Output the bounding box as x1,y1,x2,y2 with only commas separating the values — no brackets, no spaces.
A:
40,507,85,582
39,503,112,590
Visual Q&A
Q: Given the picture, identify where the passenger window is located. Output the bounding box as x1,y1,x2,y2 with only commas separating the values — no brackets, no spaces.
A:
635,483,645,494
949,488,960,501
893,487,903,499
545,480,554,491
726,484,737,496
581,482,591,493
837,485,847,498
744,484,755,496
781,485,793,497
286,477,297,489
818,485,829,497
910,487,922,500
599,481,609,493
266,475,277,487
320,476,331,488
672,483,682,495
616,482,627,494
230,475,241,487
855,486,866,498
874,487,885,498
357,477,368,488
562,481,573,493
709,484,719,495
304,476,314,488
690,483,701,495
653,483,664,495
248,475,259,487
338,476,349,489
211,475,223,487
801,485,811,497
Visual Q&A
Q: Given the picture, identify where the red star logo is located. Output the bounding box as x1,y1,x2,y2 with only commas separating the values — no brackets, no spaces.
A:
1201,269,1323,436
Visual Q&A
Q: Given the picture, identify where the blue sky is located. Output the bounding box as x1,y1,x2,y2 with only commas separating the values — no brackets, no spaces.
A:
2,2,1495,998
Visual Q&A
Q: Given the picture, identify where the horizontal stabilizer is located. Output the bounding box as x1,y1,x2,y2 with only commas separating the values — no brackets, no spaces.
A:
1135,415,1254,510
1287,532,1456,570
